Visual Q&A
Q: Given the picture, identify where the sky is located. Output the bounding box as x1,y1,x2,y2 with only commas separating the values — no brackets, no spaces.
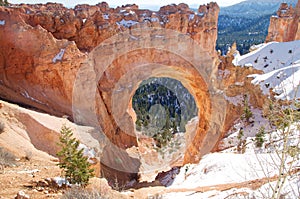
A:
8,0,246,9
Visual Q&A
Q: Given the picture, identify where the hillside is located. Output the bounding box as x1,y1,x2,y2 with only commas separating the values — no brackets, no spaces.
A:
220,0,297,17
159,39,300,199
217,0,298,55
234,40,300,100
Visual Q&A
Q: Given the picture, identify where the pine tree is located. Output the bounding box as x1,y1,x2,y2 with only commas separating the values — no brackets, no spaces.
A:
241,94,253,123
0,0,9,6
56,125,94,187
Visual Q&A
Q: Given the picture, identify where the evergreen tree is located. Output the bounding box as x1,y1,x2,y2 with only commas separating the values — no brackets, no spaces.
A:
0,0,9,6
56,125,94,187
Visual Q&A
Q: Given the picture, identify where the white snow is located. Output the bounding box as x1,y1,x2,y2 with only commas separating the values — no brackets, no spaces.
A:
129,10,135,15
52,177,70,187
17,169,40,174
162,122,300,198
103,14,109,20
21,90,45,105
78,143,96,164
170,153,281,189
224,94,243,106
233,40,300,100
157,40,300,199
151,17,159,22
52,49,65,63
189,14,195,21
0,20,5,25
116,19,138,28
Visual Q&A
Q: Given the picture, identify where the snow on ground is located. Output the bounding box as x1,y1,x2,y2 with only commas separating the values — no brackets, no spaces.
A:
157,41,300,198
233,40,300,100
162,124,300,198
161,105,300,198
169,153,280,189
219,108,271,153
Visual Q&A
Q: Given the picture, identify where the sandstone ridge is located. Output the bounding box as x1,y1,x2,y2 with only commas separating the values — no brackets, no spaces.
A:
266,0,300,42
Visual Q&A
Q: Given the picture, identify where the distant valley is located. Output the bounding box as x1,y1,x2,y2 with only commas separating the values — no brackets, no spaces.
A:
216,0,298,54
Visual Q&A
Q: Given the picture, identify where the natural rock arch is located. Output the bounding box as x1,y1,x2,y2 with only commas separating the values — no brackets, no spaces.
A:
73,26,226,181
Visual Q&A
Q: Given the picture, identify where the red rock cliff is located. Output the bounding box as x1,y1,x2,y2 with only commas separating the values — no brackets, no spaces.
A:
0,2,222,185
0,2,219,117
266,0,300,42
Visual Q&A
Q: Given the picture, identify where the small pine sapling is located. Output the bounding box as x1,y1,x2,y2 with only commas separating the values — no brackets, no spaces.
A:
56,125,94,187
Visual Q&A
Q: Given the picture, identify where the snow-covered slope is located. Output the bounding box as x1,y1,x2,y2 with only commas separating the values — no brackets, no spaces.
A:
233,40,300,100
161,123,300,199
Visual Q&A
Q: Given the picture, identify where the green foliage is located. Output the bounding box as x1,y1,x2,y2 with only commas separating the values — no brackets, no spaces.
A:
237,128,244,140
255,126,265,147
153,128,173,148
287,145,300,158
0,0,9,6
56,125,94,187
264,99,300,199
217,14,269,55
241,95,253,123
267,101,300,130
132,77,198,149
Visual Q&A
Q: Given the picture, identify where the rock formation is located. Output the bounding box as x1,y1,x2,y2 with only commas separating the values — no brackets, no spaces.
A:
0,2,219,117
0,2,232,185
266,0,300,42
0,5,86,117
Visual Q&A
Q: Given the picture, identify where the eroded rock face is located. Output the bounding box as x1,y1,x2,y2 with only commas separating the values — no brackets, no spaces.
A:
0,2,225,185
73,27,226,183
0,2,219,116
3,2,219,55
266,0,300,42
0,6,86,117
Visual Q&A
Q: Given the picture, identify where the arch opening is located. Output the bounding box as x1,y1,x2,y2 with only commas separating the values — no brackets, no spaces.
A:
72,27,227,184
132,77,198,149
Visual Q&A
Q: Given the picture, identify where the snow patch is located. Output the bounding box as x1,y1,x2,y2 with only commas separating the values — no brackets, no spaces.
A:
151,17,159,22
233,40,300,100
224,94,243,106
0,20,5,26
52,49,65,63
103,14,109,20
17,169,40,174
129,10,135,15
52,177,70,187
21,90,45,105
78,143,96,164
116,19,138,28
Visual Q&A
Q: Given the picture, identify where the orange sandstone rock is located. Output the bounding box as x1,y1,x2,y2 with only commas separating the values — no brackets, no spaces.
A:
266,0,300,42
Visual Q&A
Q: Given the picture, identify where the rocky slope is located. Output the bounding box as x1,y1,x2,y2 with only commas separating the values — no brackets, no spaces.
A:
266,0,300,42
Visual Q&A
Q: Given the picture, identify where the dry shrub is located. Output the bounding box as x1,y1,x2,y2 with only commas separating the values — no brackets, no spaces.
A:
0,120,5,133
61,187,109,199
0,147,17,167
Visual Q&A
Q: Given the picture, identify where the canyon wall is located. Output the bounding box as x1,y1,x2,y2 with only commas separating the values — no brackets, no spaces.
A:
266,0,300,42
0,2,219,117
0,2,224,184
